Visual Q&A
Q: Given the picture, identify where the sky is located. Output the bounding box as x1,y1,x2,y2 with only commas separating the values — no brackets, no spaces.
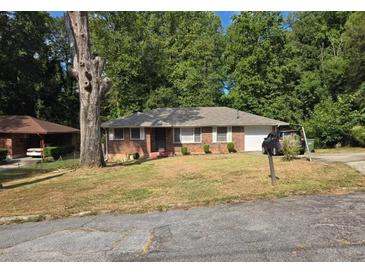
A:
214,11,239,29
49,11,241,30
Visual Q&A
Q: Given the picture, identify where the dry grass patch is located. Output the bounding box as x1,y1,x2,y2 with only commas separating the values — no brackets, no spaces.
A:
0,153,364,218
315,147,365,154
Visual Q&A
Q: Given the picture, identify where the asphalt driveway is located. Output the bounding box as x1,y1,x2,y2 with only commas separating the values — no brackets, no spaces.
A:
0,193,364,261
312,152,365,174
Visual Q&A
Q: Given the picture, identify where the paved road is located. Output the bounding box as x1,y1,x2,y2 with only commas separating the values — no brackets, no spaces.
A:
312,152,365,175
0,193,364,261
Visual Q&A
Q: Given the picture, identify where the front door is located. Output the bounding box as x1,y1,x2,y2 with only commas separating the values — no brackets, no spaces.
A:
153,128,166,151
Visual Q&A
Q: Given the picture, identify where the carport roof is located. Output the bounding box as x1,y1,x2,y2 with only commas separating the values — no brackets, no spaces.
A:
101,107,289,128
0,115,79,134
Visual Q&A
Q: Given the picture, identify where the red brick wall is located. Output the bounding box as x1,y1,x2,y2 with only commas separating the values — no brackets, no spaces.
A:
165,128,174,154
145,128,151,154
233,126,245,152
173,126,245,155
0,133,29,158
106,126,246,159
0,134,12,157
107,128,149,160
12,134,29,157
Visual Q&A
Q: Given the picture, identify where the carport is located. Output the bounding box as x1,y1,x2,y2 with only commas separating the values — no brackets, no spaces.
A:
0,115,79,158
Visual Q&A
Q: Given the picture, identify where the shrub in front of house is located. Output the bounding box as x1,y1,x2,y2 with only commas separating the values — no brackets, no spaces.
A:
0,148,8,161
282,135,301,161
44,145,75,160
227,142,236,153
203,144,210,154
181,146,189,155
132,152,140,160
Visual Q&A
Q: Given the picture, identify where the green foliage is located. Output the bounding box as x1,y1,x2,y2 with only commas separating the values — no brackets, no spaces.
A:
0,148,8,161
0,12,79,127
181,146,189,156
284,12,352,121
203,144,210,154
90,12,225,120
294,71,326,118
44,145,75,160
342,12,365,90
1,11,364,149
282,135,301,161
227,142,236,153
351,126,365,146
303,97,363,148
224,12,296,123
145,87,178,110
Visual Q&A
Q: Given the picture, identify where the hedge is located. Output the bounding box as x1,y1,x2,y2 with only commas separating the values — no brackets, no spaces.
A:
44,145,75,160
0,148,8,161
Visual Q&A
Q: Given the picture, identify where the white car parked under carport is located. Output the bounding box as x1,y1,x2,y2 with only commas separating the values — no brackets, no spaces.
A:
26,148,43,157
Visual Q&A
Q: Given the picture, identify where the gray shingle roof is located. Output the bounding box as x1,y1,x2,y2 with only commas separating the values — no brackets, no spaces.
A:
101,107,289,128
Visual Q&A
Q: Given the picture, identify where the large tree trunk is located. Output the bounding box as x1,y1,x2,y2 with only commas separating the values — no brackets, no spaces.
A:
66,11,112,167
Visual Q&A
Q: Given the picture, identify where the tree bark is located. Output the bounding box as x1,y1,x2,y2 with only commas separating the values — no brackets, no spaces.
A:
66,11,112,167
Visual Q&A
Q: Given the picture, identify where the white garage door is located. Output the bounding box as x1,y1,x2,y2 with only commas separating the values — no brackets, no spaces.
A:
245,126,272,151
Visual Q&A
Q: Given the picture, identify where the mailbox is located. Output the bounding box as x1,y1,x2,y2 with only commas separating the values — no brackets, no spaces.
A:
263,131,278,156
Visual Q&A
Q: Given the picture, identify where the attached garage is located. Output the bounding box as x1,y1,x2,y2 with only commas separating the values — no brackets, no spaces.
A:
244,126,273,152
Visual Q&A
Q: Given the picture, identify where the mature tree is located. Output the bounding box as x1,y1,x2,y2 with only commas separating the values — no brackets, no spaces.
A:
287,12,351,118
0,12,57,116
224,12,299,123
342,12,365,92
160,12,225,107
0,12,79,127
90,12,225,119
66,11,112,167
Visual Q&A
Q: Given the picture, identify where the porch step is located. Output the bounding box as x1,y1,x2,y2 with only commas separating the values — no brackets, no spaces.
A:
149,151,172,159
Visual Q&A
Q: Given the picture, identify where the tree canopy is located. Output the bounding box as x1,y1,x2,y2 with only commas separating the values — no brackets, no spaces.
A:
0,11,364,147
0,12,79,127
90,12,225,119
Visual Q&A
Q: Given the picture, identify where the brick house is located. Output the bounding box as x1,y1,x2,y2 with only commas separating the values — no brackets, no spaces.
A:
101,107,289,160
0,115,79,158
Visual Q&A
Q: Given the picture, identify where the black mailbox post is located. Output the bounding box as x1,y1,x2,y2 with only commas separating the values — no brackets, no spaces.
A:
263,133,277,185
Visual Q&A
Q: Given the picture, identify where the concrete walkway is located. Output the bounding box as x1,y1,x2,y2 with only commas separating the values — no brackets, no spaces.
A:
312,152,365,175
0,157,40,170
0,193,364,261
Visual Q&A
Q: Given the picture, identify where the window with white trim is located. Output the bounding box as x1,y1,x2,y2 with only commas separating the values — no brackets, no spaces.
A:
217,127,227,142
194,127,201,142
174,128,181,143
173,127,201,143
130,128,145,140
213,127,232,143
109,128,124,140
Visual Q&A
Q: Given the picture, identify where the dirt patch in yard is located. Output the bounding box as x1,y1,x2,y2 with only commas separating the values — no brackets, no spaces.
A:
0,153,364,218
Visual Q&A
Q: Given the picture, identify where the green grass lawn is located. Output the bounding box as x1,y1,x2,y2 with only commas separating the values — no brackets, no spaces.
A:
0,153,364,218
